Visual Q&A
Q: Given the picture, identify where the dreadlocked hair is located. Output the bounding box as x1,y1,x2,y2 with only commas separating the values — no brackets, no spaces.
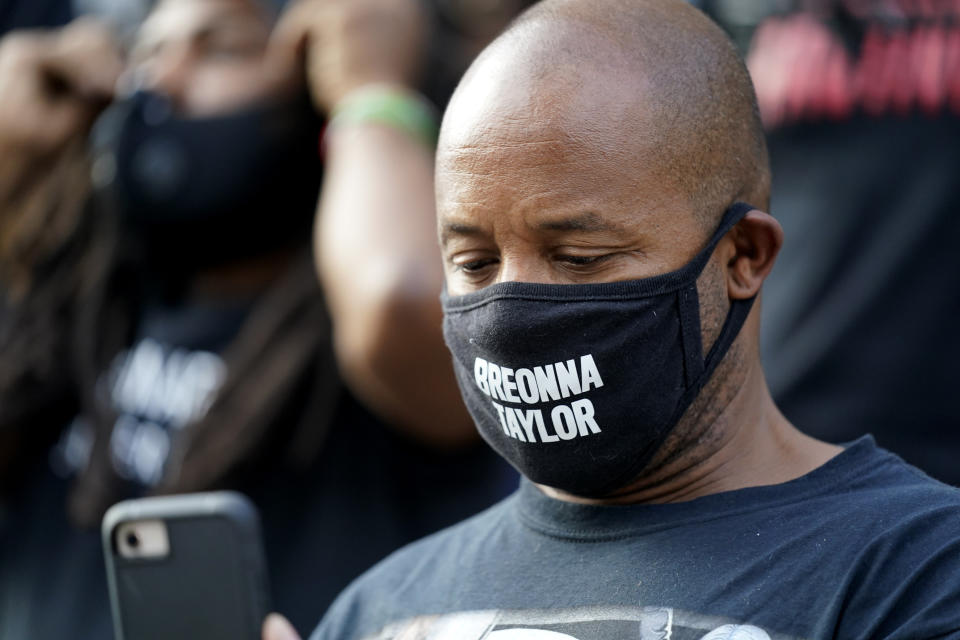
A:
0,142,341,529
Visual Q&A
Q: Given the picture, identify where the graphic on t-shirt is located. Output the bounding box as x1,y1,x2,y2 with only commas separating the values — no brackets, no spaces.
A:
487,632,580,639
360,606,798,640
49,337,226,485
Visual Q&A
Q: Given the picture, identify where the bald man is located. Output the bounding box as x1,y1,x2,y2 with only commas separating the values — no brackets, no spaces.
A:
301,1,960,639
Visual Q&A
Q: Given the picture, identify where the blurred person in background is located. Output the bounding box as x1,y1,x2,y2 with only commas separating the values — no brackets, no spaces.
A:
0,0,523,636
699,0,960,485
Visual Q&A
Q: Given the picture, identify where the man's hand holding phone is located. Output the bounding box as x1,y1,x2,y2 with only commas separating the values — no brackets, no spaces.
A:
263,614,301,640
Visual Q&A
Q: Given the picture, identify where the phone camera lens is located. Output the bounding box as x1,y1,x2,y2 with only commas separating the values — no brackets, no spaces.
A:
126,532,140,548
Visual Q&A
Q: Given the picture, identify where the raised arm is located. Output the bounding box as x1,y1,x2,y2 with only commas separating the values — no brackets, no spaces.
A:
0,19,121,295
270,0,475,447
0,19,120,199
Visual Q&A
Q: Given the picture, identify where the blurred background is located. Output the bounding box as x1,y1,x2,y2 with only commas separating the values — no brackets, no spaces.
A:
0,0,532,636
1,0,958,638
696,0,960,485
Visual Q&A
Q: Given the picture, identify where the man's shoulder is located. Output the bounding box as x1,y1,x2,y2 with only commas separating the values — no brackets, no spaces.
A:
780,437,960,538
807,441,960,637
829,437,960,508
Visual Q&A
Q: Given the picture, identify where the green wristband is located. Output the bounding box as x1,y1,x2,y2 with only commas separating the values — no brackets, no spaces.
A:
328,85,439,148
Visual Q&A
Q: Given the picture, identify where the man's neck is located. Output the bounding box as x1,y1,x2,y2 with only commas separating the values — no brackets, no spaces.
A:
538,361,842,506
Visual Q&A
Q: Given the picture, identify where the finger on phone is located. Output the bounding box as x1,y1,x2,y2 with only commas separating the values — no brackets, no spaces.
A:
263,613,301,640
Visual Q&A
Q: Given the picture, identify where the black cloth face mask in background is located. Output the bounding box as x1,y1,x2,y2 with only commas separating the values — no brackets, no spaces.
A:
441,202,756,497
94,90,323,274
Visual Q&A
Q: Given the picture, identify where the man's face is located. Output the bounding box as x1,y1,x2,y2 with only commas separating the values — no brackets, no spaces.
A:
436,66,712,296
129,0,294,116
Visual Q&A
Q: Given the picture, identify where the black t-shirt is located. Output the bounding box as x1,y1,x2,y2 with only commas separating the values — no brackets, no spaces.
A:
312,437,960,640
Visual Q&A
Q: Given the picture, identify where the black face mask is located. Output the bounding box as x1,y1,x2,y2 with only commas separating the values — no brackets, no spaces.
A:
95,90,322,273
441,202,756,497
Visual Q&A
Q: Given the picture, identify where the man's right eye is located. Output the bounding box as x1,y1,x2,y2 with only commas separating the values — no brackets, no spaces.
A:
456,258,499,273
448,251,501,284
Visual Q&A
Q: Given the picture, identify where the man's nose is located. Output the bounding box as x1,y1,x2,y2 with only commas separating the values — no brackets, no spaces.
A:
497,257,557,285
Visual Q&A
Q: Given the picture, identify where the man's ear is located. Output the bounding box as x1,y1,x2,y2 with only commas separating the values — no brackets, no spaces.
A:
724,209,783,300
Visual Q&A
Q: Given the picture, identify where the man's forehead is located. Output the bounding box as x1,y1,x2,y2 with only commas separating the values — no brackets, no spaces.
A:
436,106,661,208
436,135,691,238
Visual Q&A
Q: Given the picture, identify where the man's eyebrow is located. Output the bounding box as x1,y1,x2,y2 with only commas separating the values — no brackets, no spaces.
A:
440,222,485,244
537,212,626,233
441,214,627,243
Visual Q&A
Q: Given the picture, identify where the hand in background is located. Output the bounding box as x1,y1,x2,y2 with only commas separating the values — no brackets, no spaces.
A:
268,0,428,114
266,0,477,447
0,18,121,296
0,18,122,159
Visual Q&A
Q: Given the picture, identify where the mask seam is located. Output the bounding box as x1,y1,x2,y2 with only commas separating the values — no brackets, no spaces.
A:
677,286,704,388
443,288,694,313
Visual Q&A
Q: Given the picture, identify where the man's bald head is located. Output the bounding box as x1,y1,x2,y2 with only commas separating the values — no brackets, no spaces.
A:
439,0,769,230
